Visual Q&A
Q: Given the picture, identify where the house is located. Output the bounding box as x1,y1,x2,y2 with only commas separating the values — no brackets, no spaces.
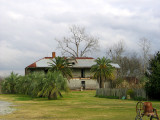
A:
25,52,120,90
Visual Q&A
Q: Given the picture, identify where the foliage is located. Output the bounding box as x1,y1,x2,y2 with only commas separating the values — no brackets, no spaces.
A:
115,79,144,89
38,71,69,100
111,77,124,88
1,72,19,94
49,56,72,79
126,89,135,99
91,57,115,88
139,76,148,84
145,51,160,100
1,71,69,100
27,72,45,97
134,96,147,101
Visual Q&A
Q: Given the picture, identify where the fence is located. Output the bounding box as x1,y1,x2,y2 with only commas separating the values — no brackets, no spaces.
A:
96,88,147,99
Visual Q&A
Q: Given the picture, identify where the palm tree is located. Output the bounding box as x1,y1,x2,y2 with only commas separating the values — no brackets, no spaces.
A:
38,71,69,100
14,72,45,96
91,57,115,88
49,56,72,79
1,72,19,94
28,72,46,97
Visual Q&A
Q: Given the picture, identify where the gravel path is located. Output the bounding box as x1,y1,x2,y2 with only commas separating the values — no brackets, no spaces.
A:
0,101,15,115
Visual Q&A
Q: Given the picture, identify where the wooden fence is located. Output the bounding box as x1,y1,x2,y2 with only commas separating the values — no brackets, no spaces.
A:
96,88,147,99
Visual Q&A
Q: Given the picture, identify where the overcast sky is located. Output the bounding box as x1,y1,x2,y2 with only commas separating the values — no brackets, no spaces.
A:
0,0,160,76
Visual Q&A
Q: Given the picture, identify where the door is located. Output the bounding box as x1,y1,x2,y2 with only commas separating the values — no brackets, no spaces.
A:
81,81,85,90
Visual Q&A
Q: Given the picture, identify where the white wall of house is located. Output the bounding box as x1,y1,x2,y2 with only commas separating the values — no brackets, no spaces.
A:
68,78,99,90
68,78,111,90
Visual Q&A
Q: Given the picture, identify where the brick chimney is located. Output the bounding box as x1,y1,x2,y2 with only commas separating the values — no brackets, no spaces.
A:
52,52,56,58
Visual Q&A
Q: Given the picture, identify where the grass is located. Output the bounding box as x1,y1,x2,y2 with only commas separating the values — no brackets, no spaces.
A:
0,90,159,120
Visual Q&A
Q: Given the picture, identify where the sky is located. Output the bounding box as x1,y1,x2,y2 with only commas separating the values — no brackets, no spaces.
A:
0,0,160,76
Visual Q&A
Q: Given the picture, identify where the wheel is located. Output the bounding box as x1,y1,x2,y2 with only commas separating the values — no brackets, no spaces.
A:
135,101,144,120
152,108,159,120
135,115,143,120
136,101,144,115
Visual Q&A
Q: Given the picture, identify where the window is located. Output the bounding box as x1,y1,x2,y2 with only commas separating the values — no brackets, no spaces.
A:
81,69,85,78
72,62,75,65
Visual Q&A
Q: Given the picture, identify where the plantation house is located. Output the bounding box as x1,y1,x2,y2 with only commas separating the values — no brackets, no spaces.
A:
25,52,120,90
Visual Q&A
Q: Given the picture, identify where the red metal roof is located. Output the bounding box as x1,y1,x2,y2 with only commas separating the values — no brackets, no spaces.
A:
26,57,53,68
27,62,36,68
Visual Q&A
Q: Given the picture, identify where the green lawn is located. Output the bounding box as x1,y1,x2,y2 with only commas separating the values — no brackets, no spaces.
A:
0,90,159,120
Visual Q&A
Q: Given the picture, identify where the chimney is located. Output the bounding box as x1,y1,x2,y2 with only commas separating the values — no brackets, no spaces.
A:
52,52,56,58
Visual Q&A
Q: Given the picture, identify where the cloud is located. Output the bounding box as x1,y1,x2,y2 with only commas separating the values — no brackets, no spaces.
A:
0,0,160,76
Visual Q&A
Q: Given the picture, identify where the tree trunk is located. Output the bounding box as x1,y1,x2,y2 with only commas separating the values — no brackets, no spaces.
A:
100,76,104,88
101,79,104,88
48,91,52,100
48,92,58,100
99,78,101,88
58,91,63,98
53,92,58,100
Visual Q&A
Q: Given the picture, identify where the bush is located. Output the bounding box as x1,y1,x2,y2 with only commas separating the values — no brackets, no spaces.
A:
1,72,19,94
37,71,69,100
1,71,69,100
111,77,124,88
134,96,147,101
126,89,135,99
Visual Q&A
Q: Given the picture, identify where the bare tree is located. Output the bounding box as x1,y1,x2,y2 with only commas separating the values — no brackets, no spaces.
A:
138,37,151,74
106,40,126,77
106,40,143,78
120,52,142,77
106,40,125,63
56,25,99,57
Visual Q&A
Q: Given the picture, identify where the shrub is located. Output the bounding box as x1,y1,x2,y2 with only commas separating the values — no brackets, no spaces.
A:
1,72,19,94
126,89,135,99
1,71,69,100
37,71,69,100
111,77,124,88
134,96,147,101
